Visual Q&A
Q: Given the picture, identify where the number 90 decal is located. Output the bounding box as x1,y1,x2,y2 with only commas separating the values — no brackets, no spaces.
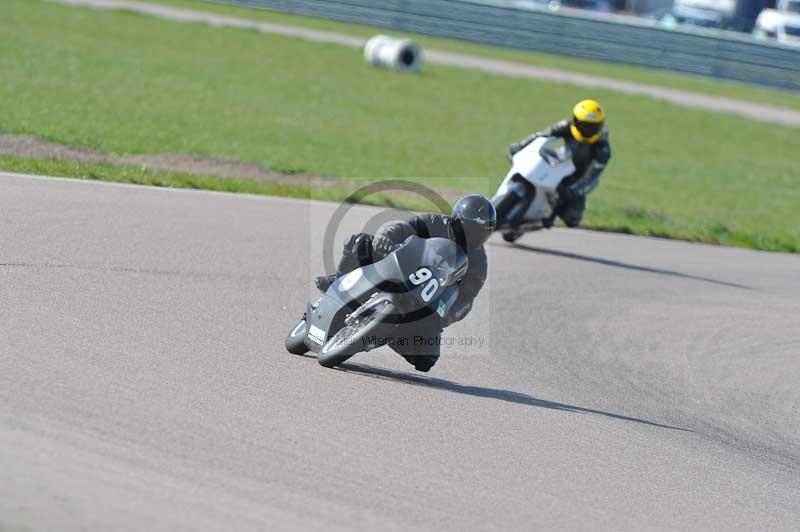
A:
409,267,439,302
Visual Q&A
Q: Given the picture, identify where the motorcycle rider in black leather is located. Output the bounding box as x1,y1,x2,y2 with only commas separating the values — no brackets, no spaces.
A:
315,194,496,372
507,99,611,228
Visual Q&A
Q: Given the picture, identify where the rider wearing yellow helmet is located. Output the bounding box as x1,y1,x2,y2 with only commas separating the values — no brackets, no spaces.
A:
507,99,611,228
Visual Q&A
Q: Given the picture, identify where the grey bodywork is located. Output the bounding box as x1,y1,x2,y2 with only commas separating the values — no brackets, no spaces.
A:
303,236,467,353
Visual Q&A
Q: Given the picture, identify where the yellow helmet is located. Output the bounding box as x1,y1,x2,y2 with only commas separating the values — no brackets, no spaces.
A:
570,99,605,144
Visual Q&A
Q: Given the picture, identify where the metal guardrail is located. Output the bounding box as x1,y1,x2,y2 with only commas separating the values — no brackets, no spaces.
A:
213,0,800,91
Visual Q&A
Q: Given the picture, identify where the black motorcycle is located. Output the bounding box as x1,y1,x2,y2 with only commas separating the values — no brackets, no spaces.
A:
285,236,468,368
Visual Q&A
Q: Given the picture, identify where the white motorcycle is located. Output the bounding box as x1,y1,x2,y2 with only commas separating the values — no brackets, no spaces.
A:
491,136,575,243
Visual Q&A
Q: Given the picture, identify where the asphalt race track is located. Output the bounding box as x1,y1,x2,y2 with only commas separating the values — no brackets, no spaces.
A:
1,173,799,531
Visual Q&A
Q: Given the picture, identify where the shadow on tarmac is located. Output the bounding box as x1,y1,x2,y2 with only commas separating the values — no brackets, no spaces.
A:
490,242,753,290
336,362,692,432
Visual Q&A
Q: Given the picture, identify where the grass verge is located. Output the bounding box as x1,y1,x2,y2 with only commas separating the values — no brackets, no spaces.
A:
1,0,798,253
3,155,796,253
150,0,800,111
0,156,442,211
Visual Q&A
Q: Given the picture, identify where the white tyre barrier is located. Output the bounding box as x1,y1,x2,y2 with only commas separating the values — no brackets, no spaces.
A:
363,35,422,73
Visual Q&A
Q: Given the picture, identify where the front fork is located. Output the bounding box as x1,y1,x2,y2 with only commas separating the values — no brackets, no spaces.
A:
503,180,532,227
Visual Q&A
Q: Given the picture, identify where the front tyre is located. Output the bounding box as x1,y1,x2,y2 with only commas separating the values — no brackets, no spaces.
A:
492,192,517,228
285,318,309,355
317,299,394,368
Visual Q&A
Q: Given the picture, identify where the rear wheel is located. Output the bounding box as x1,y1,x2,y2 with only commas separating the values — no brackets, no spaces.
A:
285,318,309,355
317,299,394,368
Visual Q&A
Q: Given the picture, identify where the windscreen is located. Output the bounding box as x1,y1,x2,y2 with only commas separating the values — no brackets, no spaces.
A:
389,236,468,286
539,137,572,167
418,237,468,281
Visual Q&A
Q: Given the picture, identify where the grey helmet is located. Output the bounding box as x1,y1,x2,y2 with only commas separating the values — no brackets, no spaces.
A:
451,194,496,250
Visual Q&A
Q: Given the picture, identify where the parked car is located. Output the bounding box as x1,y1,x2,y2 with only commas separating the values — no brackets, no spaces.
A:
659,0,734,29
509,0,611,13
559,0,613,13
754,0,800,46
754,11,800,46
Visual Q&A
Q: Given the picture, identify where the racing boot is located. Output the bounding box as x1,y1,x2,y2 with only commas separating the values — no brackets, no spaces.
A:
402,354,439,373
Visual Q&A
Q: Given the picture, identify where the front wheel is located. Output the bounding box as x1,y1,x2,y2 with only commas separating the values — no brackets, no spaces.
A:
317,299,394,368
285,318,309,355
492,192,517,227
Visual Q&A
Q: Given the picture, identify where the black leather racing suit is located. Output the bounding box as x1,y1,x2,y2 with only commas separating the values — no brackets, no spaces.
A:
335,213,488,371
509,120,611,227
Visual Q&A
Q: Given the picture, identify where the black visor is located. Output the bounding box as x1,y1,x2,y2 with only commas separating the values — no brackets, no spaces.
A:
453,218,494,250
574,119,602,139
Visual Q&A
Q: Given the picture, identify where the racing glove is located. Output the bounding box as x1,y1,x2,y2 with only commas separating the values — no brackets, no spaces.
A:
372,235,401,260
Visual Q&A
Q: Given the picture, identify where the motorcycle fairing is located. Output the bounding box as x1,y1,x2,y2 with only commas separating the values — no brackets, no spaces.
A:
303,236,467,352
493,136,575,224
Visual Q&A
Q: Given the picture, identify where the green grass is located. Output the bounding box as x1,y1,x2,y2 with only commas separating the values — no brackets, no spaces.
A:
1,0,799,252
0,156,316,198
150,0,800,112
0,156,443,211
